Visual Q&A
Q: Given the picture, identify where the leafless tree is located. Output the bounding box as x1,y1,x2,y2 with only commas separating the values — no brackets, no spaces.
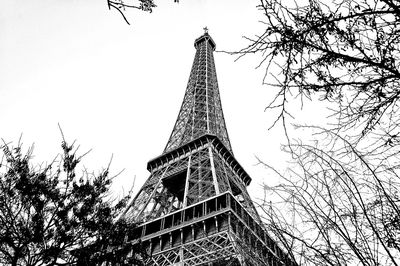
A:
238,0,400,146
236,0,400,265
107,0,178,25
259,127,400,265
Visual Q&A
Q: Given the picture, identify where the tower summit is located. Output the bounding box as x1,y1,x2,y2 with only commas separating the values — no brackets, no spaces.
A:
164,28,232,154
124,31,293,265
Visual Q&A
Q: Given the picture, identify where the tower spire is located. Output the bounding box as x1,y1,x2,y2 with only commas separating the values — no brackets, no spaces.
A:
164,30,232,154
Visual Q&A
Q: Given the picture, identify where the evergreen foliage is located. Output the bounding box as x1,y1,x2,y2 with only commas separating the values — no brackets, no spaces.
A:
0,138,144,266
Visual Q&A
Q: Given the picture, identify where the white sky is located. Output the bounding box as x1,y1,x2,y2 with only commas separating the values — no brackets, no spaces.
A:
0,0,323,200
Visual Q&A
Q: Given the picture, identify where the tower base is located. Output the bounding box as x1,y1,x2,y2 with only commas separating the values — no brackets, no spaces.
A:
127,192,293,266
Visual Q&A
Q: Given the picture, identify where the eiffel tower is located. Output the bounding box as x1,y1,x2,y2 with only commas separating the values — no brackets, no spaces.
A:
124,29,293,266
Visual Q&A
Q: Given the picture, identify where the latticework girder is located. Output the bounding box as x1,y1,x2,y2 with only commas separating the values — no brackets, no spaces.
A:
125,138,261,225
148,232,236,266
124,193,294,266
163,32,232,154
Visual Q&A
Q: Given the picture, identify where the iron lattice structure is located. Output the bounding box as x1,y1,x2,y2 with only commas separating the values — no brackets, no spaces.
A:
123,32,294,266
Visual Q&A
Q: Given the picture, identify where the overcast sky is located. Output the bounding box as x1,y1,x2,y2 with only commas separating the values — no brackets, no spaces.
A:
0,0,321,200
